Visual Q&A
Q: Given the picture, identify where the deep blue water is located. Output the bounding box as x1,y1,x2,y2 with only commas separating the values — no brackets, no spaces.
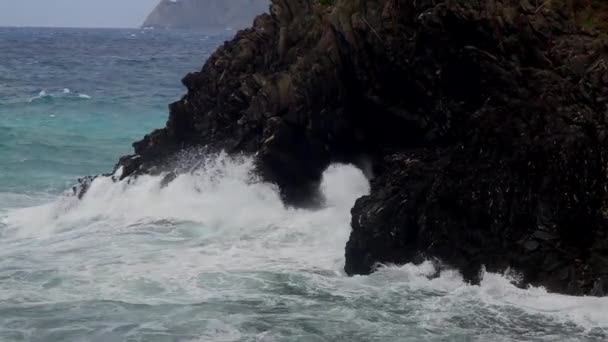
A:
0,27,607,342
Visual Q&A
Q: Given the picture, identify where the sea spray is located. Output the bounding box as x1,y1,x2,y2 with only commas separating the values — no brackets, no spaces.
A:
2,154,370,274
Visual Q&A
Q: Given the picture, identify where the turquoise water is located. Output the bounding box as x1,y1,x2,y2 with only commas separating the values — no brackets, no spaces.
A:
1,27,608,342
0,27,219,194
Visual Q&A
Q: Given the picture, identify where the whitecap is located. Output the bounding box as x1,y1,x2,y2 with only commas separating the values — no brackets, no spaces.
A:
27,90,48,103
24,88,91,103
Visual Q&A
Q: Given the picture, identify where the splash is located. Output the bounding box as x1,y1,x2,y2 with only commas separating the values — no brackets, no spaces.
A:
3,153,369,272
1,153,607,340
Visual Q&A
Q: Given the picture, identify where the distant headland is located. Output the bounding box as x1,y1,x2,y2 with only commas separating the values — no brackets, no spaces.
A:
142,0,268,30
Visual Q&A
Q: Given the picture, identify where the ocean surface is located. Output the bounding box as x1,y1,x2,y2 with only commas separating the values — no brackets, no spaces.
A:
0,27,607,342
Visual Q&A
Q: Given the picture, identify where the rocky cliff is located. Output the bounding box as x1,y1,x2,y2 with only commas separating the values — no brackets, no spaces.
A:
142,0,269,29
119,0,608,296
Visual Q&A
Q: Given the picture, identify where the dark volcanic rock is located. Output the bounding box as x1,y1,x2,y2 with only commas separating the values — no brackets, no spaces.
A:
118,0,608,295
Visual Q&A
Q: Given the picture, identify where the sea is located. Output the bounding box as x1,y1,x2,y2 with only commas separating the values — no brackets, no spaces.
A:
0,27,607,342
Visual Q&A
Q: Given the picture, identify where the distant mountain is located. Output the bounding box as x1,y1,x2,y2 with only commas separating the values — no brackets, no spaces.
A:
142,0,269,30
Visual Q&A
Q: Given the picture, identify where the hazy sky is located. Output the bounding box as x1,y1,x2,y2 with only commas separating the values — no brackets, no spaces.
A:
0,0,159,28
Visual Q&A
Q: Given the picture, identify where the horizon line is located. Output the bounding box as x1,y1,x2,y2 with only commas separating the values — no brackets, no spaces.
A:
0,25,140,30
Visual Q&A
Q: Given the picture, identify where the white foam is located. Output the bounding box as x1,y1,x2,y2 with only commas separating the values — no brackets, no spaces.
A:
3,153,368,271
352,263,608,334
476,271,608,332
1,153,607,336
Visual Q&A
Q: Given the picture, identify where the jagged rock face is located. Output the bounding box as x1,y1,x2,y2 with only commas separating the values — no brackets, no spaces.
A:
121,0,608,296
142,0,269,29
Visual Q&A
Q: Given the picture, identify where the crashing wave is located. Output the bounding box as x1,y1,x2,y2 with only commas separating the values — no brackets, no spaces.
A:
1,153,607,337
1,152,608,339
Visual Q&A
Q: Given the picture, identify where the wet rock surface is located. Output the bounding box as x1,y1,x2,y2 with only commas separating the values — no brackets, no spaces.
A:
119,0,608,295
